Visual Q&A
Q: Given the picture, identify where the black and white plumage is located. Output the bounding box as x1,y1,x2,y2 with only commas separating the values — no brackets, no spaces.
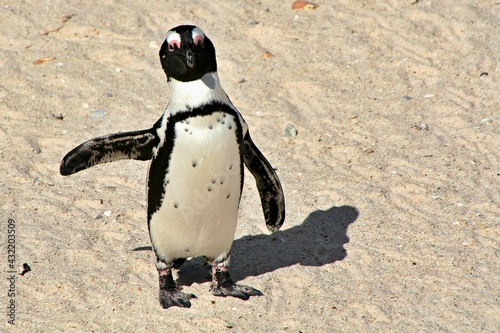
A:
60,25,285,309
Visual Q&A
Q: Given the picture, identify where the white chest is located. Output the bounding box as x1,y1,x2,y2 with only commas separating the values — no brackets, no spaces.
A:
149,111,242,262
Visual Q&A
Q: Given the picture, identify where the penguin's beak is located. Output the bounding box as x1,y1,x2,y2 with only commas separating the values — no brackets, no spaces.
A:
186,49,195,68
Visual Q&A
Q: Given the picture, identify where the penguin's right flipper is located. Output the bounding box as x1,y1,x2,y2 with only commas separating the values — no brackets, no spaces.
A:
60,128,159,176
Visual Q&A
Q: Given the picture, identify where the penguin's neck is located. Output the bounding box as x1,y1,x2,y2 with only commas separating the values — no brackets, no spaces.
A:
166,72,231,115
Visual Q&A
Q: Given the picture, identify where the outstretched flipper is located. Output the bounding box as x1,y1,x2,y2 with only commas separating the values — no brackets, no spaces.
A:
60,126,160,176
243,132,285,232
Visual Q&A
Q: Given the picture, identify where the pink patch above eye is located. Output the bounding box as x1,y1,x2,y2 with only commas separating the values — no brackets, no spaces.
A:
194,35,204,47
168,40,181,50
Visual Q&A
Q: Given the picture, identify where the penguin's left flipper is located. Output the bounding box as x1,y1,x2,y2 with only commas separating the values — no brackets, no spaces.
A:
60,128,159,176
243,132,285,233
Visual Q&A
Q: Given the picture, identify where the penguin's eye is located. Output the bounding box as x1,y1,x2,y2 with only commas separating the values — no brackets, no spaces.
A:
194,35,204,48
168,40,180,51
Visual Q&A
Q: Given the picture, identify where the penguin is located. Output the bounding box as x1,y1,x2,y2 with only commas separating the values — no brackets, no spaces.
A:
60,25,285,309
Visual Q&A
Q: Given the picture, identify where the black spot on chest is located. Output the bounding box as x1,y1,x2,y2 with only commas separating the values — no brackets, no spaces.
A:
147,102,245,225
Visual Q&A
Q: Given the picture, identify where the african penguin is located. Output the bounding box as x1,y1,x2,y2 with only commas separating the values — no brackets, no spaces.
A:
60,25,285,309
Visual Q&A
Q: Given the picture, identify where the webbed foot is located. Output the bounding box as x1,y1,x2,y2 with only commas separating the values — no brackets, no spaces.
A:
210,259,263,300
211,282,263,300
159,288,197,309
158,265,196,309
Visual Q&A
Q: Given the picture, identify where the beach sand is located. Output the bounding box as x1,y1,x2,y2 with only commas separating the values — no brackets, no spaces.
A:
1,1,499,331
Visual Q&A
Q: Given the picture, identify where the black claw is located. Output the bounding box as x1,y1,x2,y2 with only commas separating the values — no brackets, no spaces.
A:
159,288,197,309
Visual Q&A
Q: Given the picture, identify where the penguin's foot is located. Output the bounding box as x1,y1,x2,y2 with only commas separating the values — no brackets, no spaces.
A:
158,266,196,309
210,261,263,300
211,282,263,300
159,288,197,309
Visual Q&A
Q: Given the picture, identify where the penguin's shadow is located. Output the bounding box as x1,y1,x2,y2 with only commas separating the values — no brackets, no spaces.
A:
133,205,359,285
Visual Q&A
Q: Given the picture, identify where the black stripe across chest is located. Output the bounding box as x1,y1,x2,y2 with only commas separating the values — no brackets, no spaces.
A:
147,102,244,221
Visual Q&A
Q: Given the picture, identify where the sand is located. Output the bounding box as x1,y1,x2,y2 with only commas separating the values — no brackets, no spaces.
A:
1,0,499,331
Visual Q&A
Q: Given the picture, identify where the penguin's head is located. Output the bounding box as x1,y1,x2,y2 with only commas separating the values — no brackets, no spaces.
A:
159,25,217,82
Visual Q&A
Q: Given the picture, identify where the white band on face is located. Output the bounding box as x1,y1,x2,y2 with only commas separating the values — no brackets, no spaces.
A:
166,30,181,50
191,27,205,47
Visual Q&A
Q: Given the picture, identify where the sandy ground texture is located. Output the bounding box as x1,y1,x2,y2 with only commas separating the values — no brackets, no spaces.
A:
1,0,499,332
